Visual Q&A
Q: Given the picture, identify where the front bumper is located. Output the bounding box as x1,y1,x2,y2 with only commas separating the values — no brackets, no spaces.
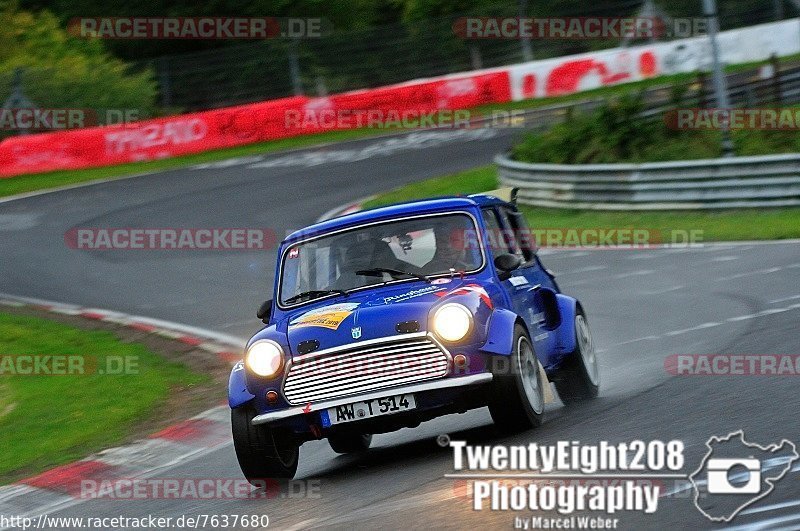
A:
251,373,492,426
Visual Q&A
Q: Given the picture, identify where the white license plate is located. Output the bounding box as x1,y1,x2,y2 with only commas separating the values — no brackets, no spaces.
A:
320,394,417,427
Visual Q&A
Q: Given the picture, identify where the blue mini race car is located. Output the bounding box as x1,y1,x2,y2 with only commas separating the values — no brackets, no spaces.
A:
229,189,599,481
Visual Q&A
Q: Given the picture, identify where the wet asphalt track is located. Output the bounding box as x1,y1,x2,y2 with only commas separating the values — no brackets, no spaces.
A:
1,127,799,530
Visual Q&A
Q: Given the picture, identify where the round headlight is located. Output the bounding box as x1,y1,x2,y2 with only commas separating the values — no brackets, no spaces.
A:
245,340,284,378
433,303,473,343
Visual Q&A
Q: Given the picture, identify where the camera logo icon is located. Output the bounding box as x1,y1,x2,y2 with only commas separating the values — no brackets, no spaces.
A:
706,458,761,494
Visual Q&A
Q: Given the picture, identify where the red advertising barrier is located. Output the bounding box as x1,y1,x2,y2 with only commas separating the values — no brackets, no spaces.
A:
0,71,510,177
2,19,797,178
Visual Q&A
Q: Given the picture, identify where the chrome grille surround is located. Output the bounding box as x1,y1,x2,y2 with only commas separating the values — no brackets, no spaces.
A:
282,332,451,405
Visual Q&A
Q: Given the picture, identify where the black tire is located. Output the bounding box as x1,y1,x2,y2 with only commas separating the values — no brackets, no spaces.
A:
328,433,373,454
554,308,600,405
488,324,545,433
231,405,299,483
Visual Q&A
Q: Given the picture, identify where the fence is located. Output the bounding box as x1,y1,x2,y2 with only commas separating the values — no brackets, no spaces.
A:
5,0,782,114
140,1,797,111
1,1,797,116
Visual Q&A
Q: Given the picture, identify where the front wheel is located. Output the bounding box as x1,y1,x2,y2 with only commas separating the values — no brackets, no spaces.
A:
328,432,372,454
554,309,600,405
231,405,299,483
488,324,545,433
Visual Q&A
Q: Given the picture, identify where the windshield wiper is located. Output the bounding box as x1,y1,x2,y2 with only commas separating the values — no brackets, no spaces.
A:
284,289,348,304
356,267,430,282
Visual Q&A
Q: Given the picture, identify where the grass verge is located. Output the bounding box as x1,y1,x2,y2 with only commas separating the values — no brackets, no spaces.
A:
0,311,210,483
362,165,800,241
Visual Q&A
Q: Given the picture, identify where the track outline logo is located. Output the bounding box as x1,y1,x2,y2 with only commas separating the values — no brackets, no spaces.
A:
689,430,799,522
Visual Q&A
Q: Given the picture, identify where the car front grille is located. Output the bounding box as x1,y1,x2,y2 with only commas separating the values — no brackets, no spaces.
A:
282,333,451,405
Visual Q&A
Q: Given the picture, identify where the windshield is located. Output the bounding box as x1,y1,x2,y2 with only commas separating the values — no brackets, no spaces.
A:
279,213,483,306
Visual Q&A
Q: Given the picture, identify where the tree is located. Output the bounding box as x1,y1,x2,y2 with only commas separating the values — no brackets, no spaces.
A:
0,3,156,121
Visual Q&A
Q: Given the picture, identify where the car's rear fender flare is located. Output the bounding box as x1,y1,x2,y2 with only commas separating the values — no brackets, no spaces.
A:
229,362,256,409
552,294,579,356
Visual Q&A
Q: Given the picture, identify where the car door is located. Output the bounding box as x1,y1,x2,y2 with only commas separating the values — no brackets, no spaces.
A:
499,205,558,293
481,207,531,327
485,205,557,333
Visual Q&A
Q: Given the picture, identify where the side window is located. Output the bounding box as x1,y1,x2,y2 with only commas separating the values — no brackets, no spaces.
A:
481,208,504,258
505,208,537,262
497,207,537,262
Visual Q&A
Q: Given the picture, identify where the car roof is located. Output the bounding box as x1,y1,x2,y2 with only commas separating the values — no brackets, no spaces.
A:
284,194,509,244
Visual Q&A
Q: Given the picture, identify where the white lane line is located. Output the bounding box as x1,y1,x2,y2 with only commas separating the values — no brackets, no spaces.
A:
715,266,787,282
767,523,800,531
627,253,656,260
726,305,800,322
757,308,794,316
616,336,662,346
710,255,738,262
663,322,721,337
741,499,800,516
727,314,761,322
641,285,685,295
769,294,800,304
607,303,800,349
613,269,655,279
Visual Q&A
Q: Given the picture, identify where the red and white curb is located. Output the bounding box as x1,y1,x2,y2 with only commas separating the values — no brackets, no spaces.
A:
0,293,245,364
0,293,246,525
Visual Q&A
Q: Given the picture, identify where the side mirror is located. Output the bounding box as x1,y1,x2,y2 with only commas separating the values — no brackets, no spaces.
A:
494,253,522,281
257,299,273,324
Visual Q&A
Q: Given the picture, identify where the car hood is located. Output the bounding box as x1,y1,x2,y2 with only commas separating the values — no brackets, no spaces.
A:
279,279,486,355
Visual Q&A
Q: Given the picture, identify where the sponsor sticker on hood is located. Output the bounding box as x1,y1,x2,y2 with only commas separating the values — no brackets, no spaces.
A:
289,302,360,330
381,285,445,305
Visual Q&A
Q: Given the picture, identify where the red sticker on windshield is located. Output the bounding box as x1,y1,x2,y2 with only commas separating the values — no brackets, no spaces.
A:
288,248,299,259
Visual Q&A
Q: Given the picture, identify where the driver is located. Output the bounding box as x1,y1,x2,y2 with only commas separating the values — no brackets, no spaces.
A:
425,223,471,274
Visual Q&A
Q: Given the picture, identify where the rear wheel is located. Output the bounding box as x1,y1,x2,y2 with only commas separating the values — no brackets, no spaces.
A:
554,309,599,404
488,324,544,433
328,433,373,454
231,405,299,483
